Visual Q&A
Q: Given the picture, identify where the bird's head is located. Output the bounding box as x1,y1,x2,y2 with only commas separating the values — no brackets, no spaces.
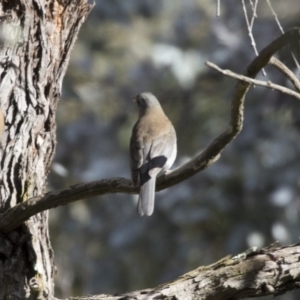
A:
132,92,163,115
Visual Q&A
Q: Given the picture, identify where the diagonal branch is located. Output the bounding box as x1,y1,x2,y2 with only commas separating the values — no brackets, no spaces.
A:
66,243,300,300
269,57,300,93
0,28,299,234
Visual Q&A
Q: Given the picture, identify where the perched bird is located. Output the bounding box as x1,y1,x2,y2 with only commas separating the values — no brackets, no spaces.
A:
130,92,177,216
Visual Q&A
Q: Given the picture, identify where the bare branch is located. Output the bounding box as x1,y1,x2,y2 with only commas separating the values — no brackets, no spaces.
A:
65,243,300,300
206,61,300,101
266,0,284,34
269,57,300,93
249,0,258,30
216,0,221,16
0,28,299,234
266,0,300,73
241,0,266,76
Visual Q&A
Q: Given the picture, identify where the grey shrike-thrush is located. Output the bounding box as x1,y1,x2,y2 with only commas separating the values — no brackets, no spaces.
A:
130,92,177,216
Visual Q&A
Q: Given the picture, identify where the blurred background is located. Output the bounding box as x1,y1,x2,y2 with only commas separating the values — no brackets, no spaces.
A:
48,0,300,299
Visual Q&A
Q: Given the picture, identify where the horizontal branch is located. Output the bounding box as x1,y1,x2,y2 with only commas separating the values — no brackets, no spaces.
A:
67,243,300,300
0,28,299,234
206,61,300,101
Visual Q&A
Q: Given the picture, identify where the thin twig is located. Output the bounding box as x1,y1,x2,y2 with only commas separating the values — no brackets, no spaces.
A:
216,0,221,16
206,61,300,101
249,0,258,30
249,0,254,11
266,0,284,34
269,57,300,93
241,0,267,76
266,0,300,74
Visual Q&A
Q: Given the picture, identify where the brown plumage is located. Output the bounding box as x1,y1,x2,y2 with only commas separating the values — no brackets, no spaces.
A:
130,92,177,216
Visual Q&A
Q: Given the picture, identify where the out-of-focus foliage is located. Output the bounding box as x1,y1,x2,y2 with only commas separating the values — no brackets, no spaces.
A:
49,0,300,299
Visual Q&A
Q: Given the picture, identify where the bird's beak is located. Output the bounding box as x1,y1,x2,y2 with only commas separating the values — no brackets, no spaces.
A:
132,96,137,103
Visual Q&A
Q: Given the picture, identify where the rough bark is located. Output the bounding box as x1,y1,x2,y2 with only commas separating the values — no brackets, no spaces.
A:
0,1,93,299
68,243,300,300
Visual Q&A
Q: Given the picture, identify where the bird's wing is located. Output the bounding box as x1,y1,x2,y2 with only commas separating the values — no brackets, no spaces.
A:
148,127,176,177
131,132,156,181
130,135,143,184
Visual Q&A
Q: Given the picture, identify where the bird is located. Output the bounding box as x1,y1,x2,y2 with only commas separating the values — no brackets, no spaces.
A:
130,92,177,216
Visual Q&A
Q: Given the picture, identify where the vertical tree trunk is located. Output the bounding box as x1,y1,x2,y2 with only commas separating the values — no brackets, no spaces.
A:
0,1,93,299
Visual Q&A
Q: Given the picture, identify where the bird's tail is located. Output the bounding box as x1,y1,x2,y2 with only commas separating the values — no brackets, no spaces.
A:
137,176,156,216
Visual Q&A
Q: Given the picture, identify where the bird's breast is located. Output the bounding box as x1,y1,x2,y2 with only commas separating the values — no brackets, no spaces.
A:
137,113,172,141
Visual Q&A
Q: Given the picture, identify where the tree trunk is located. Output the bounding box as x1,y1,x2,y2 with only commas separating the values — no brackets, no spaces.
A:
0,1,92,299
